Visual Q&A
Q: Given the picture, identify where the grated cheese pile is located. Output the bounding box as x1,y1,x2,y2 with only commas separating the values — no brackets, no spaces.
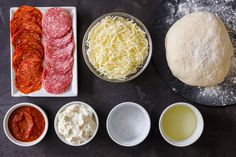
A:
86,16,149,80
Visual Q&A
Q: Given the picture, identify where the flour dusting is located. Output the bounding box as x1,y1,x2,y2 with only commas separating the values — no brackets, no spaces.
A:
164,0,236,105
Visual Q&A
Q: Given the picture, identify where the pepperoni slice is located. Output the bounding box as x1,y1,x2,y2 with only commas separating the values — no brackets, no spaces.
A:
47,40,74,59
12,30,41,48
45,29,72,48
42,67,72,94
11,6,44,94
11,6,42,25
43,8,72,38
11,12,38,35
13,6,42,20
16,41,44,57
10,8,42,33
12,22,42,38
15,59,43,94
13,47,42,70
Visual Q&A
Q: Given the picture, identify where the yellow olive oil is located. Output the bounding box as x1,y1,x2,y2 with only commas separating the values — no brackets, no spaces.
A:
161,105,197,141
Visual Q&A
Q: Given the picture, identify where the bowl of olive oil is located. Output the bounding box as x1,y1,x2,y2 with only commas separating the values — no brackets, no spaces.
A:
159,102,204,147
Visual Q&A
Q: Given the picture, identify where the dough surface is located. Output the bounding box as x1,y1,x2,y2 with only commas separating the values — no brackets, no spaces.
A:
165,12,233,87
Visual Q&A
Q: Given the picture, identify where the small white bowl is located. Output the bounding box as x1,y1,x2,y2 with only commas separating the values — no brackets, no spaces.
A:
54,101,99,146
106,102,151,147
3,102,49,147
159,102,204,147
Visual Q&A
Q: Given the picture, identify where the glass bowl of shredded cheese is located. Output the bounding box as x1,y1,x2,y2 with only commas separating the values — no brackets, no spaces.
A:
82,12,152,82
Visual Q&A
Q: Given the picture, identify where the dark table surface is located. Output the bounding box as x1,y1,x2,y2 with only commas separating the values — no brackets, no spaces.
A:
1,0,236,157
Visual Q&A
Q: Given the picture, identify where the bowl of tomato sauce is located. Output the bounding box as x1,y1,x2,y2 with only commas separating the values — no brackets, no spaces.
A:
3,102,48,146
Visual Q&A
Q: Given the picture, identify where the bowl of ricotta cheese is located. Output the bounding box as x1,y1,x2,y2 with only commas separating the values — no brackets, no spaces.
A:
54,101,99,146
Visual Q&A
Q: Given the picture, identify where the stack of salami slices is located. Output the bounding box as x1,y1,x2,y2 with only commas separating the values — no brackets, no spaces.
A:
10,6,44,94
42,8,74,94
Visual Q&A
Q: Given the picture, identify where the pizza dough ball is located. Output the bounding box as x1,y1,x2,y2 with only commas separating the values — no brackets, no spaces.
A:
165,12,233,87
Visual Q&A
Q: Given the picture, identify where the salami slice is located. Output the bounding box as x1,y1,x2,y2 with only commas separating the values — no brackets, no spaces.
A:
45,52,73,73
12,30,41,48
42,7,74,94
43,67,72,94
45,29,72,48
47,40,74,59
15,59,43,94
43,8,71,38
12,22,42,38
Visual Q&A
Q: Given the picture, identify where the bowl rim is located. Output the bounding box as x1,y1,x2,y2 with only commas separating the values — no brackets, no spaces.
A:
3,102,49,147
82,12,153,83
159,102,204,147
106,102,151,147
54,101,99,146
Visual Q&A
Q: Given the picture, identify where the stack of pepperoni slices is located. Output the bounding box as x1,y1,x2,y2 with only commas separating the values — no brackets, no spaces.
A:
42,8,74,94
10,6,44,94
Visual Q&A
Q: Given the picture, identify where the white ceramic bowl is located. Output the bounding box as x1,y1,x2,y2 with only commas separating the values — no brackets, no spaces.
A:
82,12,153,83
106,102,151,147
54,101,99,146
159,102,204,147
3,102,49,147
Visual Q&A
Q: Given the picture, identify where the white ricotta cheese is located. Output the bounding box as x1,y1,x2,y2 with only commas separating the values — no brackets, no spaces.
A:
57,103,97,145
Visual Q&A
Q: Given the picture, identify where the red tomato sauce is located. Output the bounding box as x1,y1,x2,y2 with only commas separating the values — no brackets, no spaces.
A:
8,106,45,142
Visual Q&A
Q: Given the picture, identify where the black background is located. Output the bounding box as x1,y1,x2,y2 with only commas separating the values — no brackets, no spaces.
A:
0,0,236,157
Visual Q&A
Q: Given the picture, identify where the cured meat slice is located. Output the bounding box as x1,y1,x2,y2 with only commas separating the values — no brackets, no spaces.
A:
11,6,44,94
13,47,42,70
16,41,44,57
43,67,72,94
12,30,41,48
15,59,43,94
43,8,71,38
47,40,74,59
41,7,74,94
13,5,42,21
10,7,42,32
12,22,42,38
44,51,73,73
10,12,39,35
45,29,72,48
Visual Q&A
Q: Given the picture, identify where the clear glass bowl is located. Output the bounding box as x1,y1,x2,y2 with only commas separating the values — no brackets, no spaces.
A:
82,12,153,83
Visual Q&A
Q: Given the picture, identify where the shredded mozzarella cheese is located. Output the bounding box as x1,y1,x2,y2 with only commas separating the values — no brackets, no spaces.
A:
86,16,149,80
